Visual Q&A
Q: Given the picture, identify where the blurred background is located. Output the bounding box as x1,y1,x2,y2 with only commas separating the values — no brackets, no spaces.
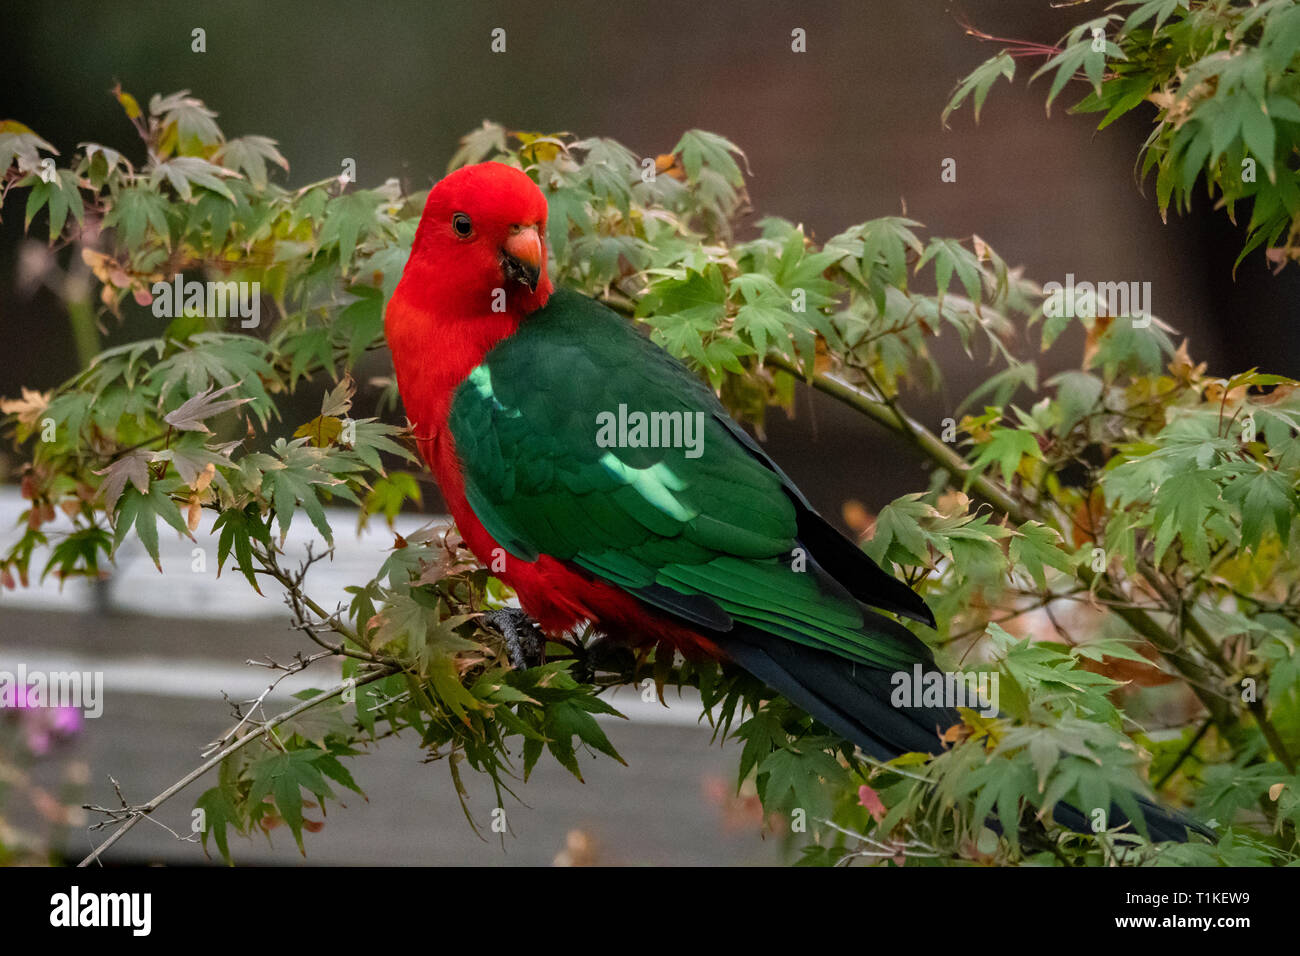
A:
1,0,1296,865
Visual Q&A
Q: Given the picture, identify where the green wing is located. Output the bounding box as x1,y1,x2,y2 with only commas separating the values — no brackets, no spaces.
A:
448,289,927,670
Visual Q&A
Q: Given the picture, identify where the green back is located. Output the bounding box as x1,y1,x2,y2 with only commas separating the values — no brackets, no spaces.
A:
448,289,925,669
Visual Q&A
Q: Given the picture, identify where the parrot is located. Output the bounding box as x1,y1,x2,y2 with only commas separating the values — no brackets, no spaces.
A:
384,161,1208,843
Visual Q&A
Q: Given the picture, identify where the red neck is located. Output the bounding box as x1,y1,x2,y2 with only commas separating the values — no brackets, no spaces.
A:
388,239,555,411
385,292,520,444
383,249,552,559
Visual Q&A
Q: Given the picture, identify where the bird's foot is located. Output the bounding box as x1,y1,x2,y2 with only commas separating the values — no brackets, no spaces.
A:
485,607,546,670
565,636,598,685
562,634,637,686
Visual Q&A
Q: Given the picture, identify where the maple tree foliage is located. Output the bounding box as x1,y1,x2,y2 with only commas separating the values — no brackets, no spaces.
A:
948,0,1300,271
4,3,1300,864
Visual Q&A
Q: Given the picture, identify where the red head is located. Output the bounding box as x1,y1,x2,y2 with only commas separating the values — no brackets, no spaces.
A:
398,162,553,318
385,162,554,452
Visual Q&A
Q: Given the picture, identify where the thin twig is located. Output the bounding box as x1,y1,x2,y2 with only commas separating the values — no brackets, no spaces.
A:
201,650,334,757
78,666,396,867
1154,718,1213,790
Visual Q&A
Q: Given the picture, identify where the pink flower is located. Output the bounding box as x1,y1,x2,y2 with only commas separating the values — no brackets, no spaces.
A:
3,686,82,755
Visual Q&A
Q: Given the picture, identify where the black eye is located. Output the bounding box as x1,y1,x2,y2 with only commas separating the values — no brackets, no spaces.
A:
452,212,473,238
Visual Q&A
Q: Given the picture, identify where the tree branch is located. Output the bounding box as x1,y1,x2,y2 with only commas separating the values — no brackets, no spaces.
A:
78,666,396,867
765,356,1282,755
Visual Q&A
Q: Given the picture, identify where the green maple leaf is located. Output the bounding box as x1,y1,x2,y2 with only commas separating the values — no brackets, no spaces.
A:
214,135,288,190
194,785,242,865
213,502,273,594
943,51,1015,125
967,425,1043,487
103,185,171,249
1152,470,1221,567
865,494,937,567
542,698,625,782
111,479,192,569
1010,520,1076,590
248,749,333,855
673,129,746,186
318,191,383,270
1228,468,1296,553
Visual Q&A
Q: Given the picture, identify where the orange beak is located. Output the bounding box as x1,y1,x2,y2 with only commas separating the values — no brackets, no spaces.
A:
503,226,543,291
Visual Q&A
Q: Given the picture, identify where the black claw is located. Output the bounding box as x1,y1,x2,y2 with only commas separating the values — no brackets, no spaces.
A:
568,640,596,685
485,608,545,669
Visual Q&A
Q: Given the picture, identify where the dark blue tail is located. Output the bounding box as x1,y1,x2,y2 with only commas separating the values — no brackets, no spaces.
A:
721,626,1213,843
